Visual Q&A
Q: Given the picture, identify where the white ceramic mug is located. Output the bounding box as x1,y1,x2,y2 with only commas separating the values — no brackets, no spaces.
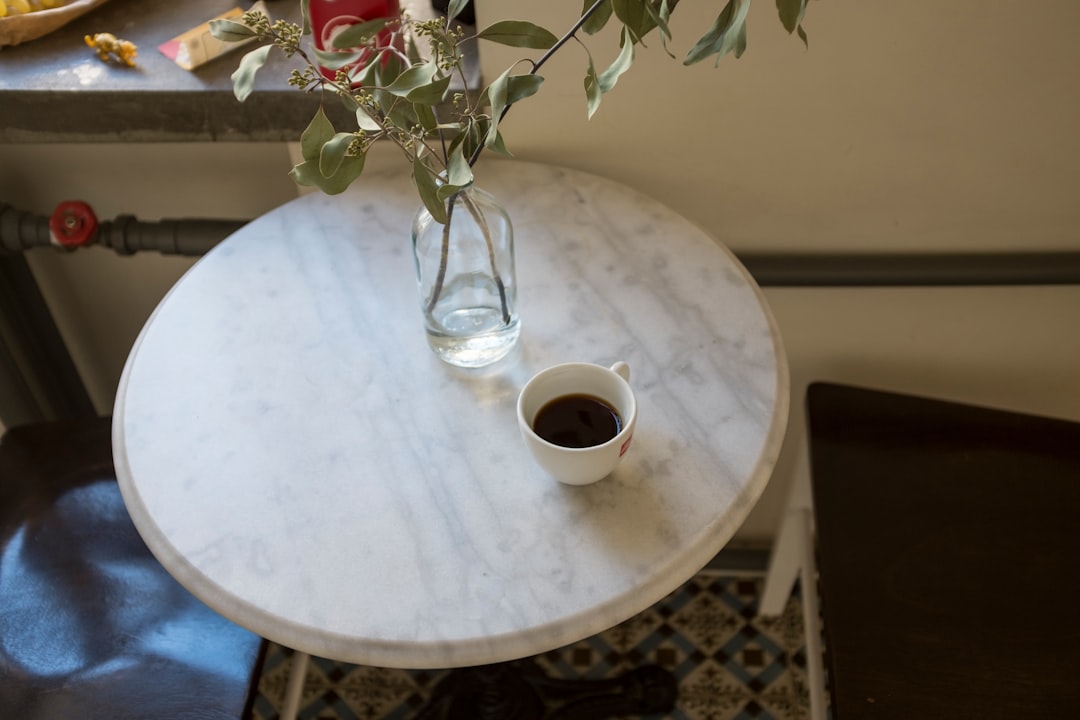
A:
517,361,637,486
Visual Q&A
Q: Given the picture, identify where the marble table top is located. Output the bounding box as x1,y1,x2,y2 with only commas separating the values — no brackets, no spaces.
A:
113,160,789,669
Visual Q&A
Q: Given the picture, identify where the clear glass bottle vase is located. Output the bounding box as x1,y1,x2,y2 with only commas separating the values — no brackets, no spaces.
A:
411,184,520,367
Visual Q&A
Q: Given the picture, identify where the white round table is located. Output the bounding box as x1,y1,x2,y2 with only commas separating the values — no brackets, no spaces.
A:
113,160,788,670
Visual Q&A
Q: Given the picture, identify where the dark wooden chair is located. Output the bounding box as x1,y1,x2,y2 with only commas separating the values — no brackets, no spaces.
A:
0,416,266,719
807,382,1080,719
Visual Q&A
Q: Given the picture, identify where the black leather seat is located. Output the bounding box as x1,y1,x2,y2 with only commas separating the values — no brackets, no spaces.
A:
807,383,1080,719
0,416,266,719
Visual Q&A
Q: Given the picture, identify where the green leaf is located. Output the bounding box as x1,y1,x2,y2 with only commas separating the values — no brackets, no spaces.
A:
230,45,271,102
612,0,653,45
775,0,805,34
444,138,472,190
406,32,424,64
319,132,355,177
660,0,681,24
657,0,679,57
353,55,382,88
648,0,673,57
313,47,366,71
486,130,512,157
505,74,545,106
462,119,484,161
355,106,382,132
797,24,808,48
376,48,404,85
734,21,748,59
289,160,321,187
446,0,470,22
331,155,366,193
641,0,671,41
290,153,365,195
683,0,751,66
436,141,474,202
477,21,559,50
640,0,677,57
484,69,510,146
412,161,447,224
405,73,452,105
366,51,403,115
482,71,544,148
384,60,439,97
479,74,545,111
331,18,389,50
301,0,312,34
337,91,360,114
208,19,256,43
584,54,602,119
446,128,466,160
598,27,635,93
585,25,634,118
414,102,438,132
437,185,466,203
299,106,335,163
386,101,420,134
581,0,613,35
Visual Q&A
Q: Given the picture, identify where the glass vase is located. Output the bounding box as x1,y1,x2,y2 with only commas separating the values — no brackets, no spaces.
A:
411,185,520,368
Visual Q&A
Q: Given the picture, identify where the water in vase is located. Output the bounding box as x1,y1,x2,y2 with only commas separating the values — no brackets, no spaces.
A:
423,271,520,367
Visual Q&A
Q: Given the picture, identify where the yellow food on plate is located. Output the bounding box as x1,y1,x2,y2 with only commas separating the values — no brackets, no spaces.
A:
1,0,110,48
1,0,68,16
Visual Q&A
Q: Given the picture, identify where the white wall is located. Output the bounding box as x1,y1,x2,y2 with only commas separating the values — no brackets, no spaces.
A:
3,0,1079,543
477,0,1080,254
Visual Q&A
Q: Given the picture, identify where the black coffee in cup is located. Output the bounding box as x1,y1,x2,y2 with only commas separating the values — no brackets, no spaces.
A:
532,394,622,448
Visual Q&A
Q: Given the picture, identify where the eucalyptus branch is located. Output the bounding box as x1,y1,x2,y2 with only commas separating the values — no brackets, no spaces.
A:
466,0,608,167
214,0,818,201
531,0,609,73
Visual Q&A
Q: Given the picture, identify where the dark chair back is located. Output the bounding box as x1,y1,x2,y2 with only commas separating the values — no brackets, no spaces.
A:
808,382,1080,719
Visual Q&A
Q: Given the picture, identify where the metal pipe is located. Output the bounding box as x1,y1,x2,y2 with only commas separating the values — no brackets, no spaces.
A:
6,202,1080,285
0,202,53,253
0,202,245,256
95,216,246,256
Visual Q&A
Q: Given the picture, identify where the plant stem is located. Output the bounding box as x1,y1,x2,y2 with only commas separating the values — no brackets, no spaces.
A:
424,196,454,315
467,0,609,167
532,0,610,73
461,190,510,324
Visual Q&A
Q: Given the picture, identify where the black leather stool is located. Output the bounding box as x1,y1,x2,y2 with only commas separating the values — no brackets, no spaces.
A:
807,383,1080,719
0,417,267,719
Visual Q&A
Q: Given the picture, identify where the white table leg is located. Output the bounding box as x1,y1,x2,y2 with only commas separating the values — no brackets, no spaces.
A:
280,649,310,720
758,425,828,718
760,506,804,616
759,429,812,617
796,507,827,720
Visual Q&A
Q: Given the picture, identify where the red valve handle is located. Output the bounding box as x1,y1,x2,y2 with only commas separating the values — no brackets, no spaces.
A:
49,200,99,248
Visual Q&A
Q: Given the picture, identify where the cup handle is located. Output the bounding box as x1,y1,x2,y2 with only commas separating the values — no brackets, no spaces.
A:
610,361,630,382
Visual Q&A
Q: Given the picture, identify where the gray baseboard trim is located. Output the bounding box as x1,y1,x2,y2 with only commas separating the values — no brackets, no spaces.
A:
740,251,1080,287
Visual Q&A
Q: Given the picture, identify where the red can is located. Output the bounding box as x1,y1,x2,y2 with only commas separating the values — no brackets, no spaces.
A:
309,0,403,81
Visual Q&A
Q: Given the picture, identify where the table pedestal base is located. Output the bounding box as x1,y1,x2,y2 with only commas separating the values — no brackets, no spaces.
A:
416,659,677,720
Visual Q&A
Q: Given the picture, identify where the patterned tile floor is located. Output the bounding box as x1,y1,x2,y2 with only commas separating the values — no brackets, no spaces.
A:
251,573,814,720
